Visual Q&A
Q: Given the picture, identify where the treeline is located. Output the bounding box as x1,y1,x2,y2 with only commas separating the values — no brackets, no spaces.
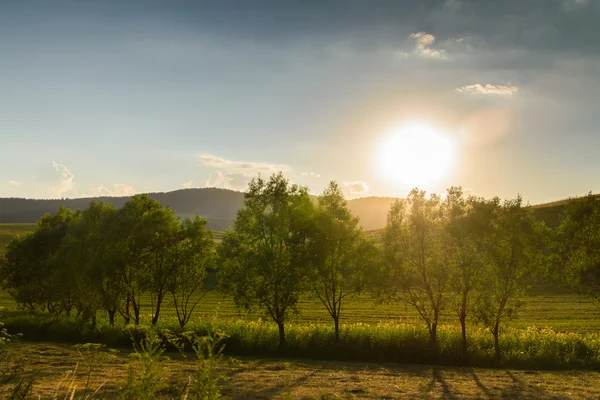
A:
1,173,599,362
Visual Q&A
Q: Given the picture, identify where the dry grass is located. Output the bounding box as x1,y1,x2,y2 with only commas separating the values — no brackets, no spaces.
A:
1,343,600,399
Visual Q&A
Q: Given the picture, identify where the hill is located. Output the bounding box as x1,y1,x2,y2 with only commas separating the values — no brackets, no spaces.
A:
0,189,397,231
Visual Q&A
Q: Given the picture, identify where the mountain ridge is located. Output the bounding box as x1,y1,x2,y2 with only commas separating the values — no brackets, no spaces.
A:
0,188,585,231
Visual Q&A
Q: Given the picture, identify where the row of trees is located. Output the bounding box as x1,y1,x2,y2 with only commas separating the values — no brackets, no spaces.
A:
1,195,214,328
1,172,599,361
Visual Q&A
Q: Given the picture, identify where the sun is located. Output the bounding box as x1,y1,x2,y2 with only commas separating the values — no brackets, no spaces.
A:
380,124,454,188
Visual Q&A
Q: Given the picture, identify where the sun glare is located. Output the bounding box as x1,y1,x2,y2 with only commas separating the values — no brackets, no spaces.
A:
380,124,453,188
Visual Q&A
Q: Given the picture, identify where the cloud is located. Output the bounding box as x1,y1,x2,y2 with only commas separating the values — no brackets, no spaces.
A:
408,32,446,58
198,154,288,172
299,172,321,178
456,84,519,96
203,170,253,190
51,161,75,198
183,181,193,189
83,184,137,198
8,180,20,187
343,181,369,195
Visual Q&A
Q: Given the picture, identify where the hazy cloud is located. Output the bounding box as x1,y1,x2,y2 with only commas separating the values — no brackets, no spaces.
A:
51,161,75,198
203,170,253,190
8,180,20,187
299,172,321,178
456,84,519,96
198,154,288,172
183,181,193,189
83,184,137,197
344,180,369,194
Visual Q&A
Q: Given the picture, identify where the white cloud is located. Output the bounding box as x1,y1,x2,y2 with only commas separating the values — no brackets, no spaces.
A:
456,84,519,96
83,184,137,198
408,32,446,58
343,181,370,195
51,161,75,198
198,154,288,172
203,170,253,190
299,172,321,178
183,181,193,189
8,180,20,187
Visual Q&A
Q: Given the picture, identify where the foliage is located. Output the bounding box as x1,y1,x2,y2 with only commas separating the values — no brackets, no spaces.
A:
119,330,169,400
474,196,549,361
218,173,315,349
381,189,451,348
555,193,600,306
311,181,375,341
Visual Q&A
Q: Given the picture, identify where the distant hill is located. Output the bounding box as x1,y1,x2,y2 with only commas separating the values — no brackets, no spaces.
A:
0,189,590,231
0,189,397,231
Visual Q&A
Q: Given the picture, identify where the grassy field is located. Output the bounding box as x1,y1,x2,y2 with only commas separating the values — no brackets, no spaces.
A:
0,223,36,253
1,279,599,333
1,342,600,399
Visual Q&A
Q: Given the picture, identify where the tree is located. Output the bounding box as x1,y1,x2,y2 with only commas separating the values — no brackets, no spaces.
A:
218,173,315,349
555,193,600,305
443,188,492,355
112,194,165,325
382,189,450,348
136,206,181,325
311,181,375,341
169,216,215,329
474,196,548,361
58,202,119,327
1,207,75,314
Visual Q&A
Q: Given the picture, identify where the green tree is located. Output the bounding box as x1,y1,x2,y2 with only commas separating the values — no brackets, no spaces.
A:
555,193,600,305
136,206,181,325
474,196,548,361
112,194,165,325
382,189,450,348
169,216,215,329
443,188,492,355
58,201,120,327
1,207,75,314
218,173,315,349
311,181,375,341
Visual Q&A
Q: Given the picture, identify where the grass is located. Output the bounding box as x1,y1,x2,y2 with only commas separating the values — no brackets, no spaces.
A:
0,223,36,253
2,342,600,399
3,279,598,333
4,311,600,370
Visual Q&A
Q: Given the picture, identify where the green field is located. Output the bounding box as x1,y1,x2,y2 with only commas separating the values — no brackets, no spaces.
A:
0,223,36,253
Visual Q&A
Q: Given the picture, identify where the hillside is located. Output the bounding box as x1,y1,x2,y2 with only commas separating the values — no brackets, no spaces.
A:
0,189,397,231
0,188,583,231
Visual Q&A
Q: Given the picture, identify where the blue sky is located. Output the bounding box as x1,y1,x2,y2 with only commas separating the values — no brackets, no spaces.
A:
1,0,599,203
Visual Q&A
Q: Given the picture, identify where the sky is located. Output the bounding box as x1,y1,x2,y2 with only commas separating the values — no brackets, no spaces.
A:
1,0,599,204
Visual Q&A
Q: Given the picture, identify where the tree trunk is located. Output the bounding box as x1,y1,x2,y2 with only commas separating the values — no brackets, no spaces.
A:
123,297,131,324
108,309,116,326
334,316,340,342
151,292,165,326
134,305,140,325
459,314,468,355
277,322,286,350
429,322,438,348
493,320,501,362
91,312,97,331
